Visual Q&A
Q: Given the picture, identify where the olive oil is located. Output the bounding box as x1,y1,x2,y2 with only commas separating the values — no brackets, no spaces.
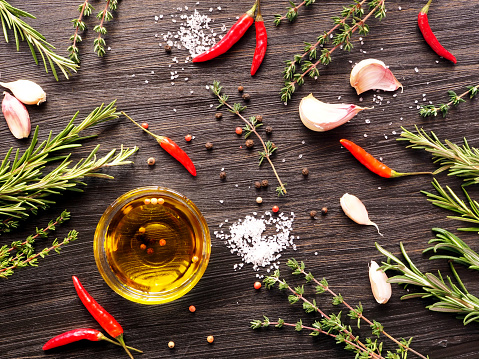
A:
104,194,204,293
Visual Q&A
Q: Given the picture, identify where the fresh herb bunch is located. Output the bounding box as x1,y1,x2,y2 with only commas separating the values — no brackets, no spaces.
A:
68,0,93,64
211,81,287,196
0,210,77,278
274,0,317,25
377,242,479,326
0,101,137,233
0,0,79,80
252,259,427,358
400,126,479,185
419,84,479,117
281,0,386,103
94,0,118,57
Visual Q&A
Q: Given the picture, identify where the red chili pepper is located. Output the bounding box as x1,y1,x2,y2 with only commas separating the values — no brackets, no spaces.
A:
193,2,257,63
42,328,143,353
418,0,456,64
251,1,267,76
72,276,134,359
122,112,197,176
340,139,432,178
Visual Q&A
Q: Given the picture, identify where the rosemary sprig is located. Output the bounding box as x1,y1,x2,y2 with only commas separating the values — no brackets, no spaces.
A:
274,0,316,26
0,210,76,278
0,0,79,80
211,81,287,196
68,0,93,64
94,0,118,57
281,0,386,103
377,242,479,325
399,126,479,185
419,84,479,118
0,101,138,233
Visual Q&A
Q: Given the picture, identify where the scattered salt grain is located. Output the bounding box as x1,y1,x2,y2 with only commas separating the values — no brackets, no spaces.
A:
414,67,419,73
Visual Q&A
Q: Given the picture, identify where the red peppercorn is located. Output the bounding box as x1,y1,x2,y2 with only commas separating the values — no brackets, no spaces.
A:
254,281,261,290
141,122,149,129
272,205,279,213
207,335,214,344
235,127,243,135
185,134,192,142
189,305,196,313
159,239,166,246
147,248,154,255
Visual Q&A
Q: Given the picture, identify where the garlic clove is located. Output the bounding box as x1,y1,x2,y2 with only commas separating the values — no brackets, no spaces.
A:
0,80,46,105
2,92,31,139
369,260,392,304
340,193,382,235
299,93,367,132
350,59,403,95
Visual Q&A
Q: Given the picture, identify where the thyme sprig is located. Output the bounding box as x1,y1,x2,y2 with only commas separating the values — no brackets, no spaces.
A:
0,210,76,278
419,84,479,118
0,101,138,233
274,0,316,26
94,0,118,57
211,81,287,196
281,0,386,103
0,0,79,80
68,0,93,64
399,126,479,185
377,242,479,325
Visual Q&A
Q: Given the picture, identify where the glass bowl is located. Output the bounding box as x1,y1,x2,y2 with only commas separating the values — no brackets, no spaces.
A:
94,186,211,304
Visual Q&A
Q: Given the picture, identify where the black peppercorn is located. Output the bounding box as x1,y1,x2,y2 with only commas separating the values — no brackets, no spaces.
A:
245,139,254,148
261,179,269,188
165,45,172,53
205,142,213,150
215,112,223,120
242,93,251,101
302,168,309,176
256,115,263,123
265,126,273,134
321,207,328,215
238,85,244,92
220,171,227,180
254,181,261,189
309,210,317,218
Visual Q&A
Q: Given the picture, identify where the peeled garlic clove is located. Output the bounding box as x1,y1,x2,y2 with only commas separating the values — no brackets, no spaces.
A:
369,260,392,304
340,193,382,235
350,59,403,95
299,93,367,132
0,80,46,105
2,92,31,139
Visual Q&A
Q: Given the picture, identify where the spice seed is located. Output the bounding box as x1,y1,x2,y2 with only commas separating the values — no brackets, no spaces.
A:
147,248,154,255
147,157,156,166
256,196,263,204
205,142,213,150
158,198,165,205
215,112,223,120
235,127,243,135
168,341,175,349
139,227,146,234
254,281,261,290
309,210,317,219
189,305,196,313
140,244,147,250
321,207,328,215
159,239,166,246
219,171,227,180
207,335,214,344
272,205,279,213
245,139,254,148
237,85,244,92
165,45,172,53
141,122,149,129
265,126,272,134
144,198,151,205
242,93,251,101
254,181,261,189
261,179,269,188
192,255,199,263
256,115,263,123
302,168,309,176
151,198,158,205
185,134,192,142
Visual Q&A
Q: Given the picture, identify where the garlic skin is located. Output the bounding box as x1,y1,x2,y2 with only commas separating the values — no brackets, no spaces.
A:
2,92,31,139
340,193,382,235
299,93,367,132
0,80,46,105
369,260,392,304
350,59,403,95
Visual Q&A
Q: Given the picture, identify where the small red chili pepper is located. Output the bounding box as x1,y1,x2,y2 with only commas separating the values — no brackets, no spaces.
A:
42,328,143,353
418,0,456,64
251,1,267,76
340,139,432,178
193,2,257,63
122,112,197,176
72,276,134,359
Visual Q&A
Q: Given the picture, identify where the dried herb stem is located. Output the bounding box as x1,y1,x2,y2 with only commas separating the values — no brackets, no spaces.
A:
419,84,479,117
68,0,93,64
94,0,118,57
274,0,317,25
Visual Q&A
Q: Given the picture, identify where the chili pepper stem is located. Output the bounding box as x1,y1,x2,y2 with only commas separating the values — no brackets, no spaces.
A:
121,111,165,142
391,170,433,178
421,0,433,14
116,334,135,359
246,2,258,18
100,334,143,353
256,0,262,21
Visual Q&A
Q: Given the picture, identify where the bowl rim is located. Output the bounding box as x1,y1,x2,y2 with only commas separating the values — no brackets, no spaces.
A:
94,186,211,305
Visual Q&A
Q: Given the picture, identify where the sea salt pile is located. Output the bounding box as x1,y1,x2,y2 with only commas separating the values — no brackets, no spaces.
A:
214,211,296,272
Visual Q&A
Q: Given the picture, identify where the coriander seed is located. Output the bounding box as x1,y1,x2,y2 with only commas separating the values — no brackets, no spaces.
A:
165,45,172,53
254,181,261,189
310,210,317,218
302,168,309,176
220,171,227,180
256,196,263,204
245,139,254,148
215,112,223,120
242,93,251,101
265,126,273,134
205,142,213,150
321,207,328,215
238,85,244,92
207,335,214,344
147,157,156,166
256,115,263,123
261,179,269,188
168,341,175,349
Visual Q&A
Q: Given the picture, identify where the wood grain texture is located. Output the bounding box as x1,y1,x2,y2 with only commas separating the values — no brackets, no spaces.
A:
0,0,478,358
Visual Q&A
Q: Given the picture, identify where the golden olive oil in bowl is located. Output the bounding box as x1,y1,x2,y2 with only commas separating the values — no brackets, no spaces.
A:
94,187,211,304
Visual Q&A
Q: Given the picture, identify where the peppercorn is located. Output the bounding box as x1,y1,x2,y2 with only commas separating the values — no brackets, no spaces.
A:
321,207,328,215
254,281,262,290
256,115,263,123
272,205,279,213
254,181,261,189
215,112,223,120
141,122,149,129
165,45,172,53
302,168,309,176
147,157,156,166
219,171,227,180
151,198,158,205
168,341,175,349
205,142,213,150
189,305,196,313
256,197,263,204
192,255,199,263
140,244,147,250
265,126,273,134
144,198,151,205
147,248,154,255
158,198,165,205
185,134,192,142
245,139,254,148
139,227,146,234
159,239,166,246
235,127,243,135
207,335,214,344
242,93,251,101
261,179,269,188
237,85,244,92
309,210,317,219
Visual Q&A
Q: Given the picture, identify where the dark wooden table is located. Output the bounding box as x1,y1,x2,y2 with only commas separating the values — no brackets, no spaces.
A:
1,0,478,358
